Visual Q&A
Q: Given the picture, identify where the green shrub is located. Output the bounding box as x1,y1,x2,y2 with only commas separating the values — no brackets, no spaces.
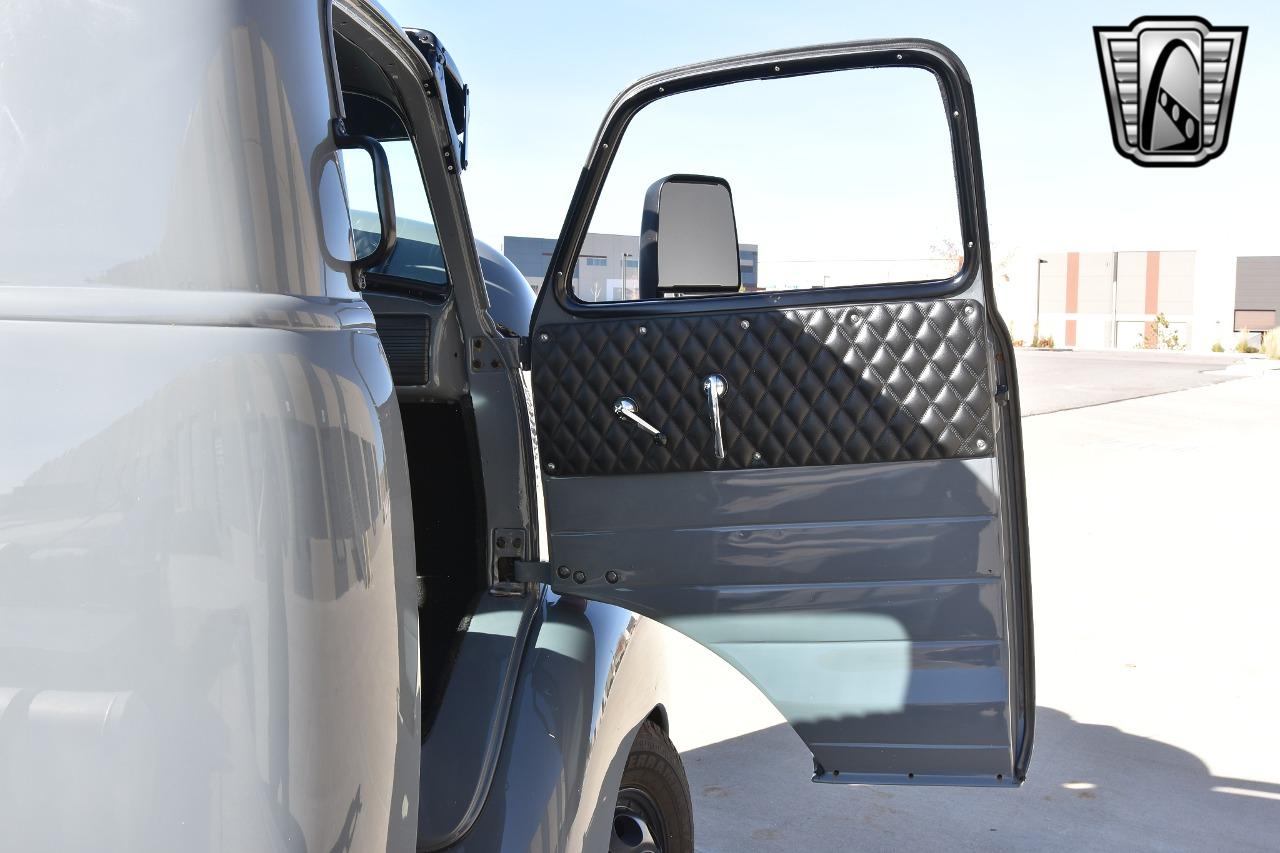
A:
1211,341,1224,352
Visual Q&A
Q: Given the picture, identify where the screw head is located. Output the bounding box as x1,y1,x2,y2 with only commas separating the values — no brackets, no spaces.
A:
848,312,861,324
740,319,750,330
976,438,988,451
546,462,556,473
638,326,648,336
752,451,763,462
556,565,571,579
965,305,976,315
572,570,586,584
538,332,550,343
512,537,522,549
495,536,506,549
605,570,620,584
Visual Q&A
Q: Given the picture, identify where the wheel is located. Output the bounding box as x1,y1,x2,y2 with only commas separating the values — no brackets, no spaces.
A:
610,720,693,853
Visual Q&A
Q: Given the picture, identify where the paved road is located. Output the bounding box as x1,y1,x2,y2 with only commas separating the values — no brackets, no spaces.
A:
1014,349,1241,416
660,361,1280,852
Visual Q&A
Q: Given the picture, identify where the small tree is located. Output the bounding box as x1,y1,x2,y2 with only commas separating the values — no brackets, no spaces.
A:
929,239,963,277
1138,313,1186,350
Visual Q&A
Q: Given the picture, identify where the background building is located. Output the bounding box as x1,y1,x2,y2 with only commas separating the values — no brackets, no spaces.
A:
504,235,1280,351
1033,251,1195,349
505,233,758,300
1234,257,1280,334
1003,250,1280,351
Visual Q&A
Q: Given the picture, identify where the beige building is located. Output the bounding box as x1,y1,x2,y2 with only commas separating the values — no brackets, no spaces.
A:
1033,251,1195,349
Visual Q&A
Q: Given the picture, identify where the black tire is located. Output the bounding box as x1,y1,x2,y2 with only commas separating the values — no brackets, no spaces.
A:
611,720,694,853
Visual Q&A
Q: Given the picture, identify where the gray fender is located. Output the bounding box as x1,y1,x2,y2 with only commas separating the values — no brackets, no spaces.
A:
444,592,673,852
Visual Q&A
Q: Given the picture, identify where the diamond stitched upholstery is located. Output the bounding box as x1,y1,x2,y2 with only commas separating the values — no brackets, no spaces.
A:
531,299,995,476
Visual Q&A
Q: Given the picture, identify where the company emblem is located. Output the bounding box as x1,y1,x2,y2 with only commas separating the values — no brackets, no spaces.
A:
1094,16,1247,166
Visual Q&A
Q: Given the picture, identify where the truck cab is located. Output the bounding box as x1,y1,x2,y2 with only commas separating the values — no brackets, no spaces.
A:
0,1,1033,851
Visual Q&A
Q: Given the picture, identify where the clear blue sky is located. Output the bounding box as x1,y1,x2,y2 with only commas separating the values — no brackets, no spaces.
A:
379,1,1279,263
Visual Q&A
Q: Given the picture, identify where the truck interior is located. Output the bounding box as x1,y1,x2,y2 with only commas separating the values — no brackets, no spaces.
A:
333,28,490,732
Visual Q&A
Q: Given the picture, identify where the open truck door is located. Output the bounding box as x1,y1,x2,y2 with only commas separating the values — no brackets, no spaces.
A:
524,41,1035,786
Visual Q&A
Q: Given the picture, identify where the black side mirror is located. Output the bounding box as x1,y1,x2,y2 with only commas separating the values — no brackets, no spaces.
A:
638,175,741,300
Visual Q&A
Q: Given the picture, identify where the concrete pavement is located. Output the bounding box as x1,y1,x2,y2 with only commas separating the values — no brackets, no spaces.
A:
660,359,1280,851
1014,349,1241,416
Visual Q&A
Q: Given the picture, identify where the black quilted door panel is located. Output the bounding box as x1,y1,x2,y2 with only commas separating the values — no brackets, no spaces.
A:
531,299,996,476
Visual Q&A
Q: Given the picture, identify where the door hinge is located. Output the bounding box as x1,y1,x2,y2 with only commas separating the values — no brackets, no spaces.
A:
511,561,609,590
472,336,522,372
491,527,532,596
512,560,554,584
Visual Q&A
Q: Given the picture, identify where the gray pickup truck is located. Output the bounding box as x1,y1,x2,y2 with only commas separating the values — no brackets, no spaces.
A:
0,1,1033,851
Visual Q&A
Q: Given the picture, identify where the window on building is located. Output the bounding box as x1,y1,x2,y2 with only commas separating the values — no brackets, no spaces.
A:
1235,309,1277,332
583,256,608,267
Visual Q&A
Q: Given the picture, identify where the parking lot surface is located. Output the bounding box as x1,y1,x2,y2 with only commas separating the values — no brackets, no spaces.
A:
661,351,1280,851
1014,349,1239,415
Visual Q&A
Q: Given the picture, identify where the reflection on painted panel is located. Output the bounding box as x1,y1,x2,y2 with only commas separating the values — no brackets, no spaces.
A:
0,322,418,852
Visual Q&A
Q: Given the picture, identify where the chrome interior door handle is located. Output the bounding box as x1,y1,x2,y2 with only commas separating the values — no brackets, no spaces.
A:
703,374,727,459
614,398,667,445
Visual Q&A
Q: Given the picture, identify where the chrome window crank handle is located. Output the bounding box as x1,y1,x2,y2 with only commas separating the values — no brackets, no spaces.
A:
703,374,727,460
614,398,668,445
